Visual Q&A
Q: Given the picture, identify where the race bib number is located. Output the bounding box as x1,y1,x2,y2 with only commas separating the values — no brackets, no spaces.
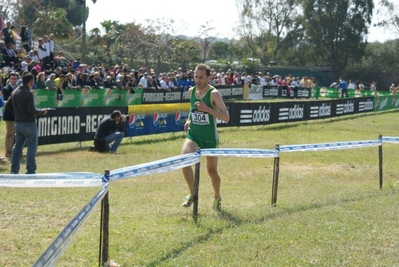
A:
192,111,210,125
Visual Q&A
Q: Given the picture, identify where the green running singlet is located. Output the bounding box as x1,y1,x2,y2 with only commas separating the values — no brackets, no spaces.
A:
186,86,219,149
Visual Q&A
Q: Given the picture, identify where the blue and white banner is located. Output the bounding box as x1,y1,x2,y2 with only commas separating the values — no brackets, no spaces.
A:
381,136,399,144
33,183,109,267
0,172,102,188
280,140,381,153
110,152,200,181
201,148,279,158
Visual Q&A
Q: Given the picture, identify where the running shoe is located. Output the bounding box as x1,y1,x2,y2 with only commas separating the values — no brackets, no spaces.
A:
212,197,222,211
182,194,193,207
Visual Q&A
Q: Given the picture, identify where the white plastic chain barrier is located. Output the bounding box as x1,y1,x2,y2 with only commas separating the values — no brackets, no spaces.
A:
381,136,399,144
32,183,109,267
0,172,102,188
279,140,382,153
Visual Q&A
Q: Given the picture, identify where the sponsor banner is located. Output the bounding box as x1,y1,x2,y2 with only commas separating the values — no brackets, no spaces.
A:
249,84,264,99
141,85,244,104
33,89,142,108
126,103,190,136
262,86,311,99
215,85,244,99
33,97,375,146
390,94,399,109
308,101,333,119
230,102,273,126
37,106,128,145
374,95,391,111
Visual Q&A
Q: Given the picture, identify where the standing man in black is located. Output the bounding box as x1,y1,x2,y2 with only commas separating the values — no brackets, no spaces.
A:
3,73,18,158
5,73,47,174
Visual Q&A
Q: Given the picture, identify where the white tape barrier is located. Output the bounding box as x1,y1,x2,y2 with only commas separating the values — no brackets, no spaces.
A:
382,136,399,144
201,148,279,158
280,140,382,153
33,183,109,267
0,172,102,188
110,152,200,181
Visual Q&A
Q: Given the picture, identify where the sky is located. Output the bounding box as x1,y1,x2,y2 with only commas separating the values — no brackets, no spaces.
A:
85,0,393,43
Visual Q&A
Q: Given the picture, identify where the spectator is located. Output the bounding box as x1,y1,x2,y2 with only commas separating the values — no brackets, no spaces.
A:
20,26,31,52
49,33,55,62
103,75,116,89
21,57,32,72
336,79,348,98
115,75,125,90
389,84,395,93
139,72,148,88
73,58,81,70
4,42,18,66
3,72,18,158
35,72,46,89
5,73,48,174
73,72,85,89
358,81,365,90
37,39,46,66
2,21,14,45
348,79,355,89
45,73,57,90
94,110,126,153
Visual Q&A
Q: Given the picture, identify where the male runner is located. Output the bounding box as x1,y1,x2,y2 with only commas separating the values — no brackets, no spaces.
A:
181,63,230,211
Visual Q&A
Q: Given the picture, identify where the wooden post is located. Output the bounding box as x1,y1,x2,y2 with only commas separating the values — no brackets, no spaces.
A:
378,135,383,189
193,148,201,223
271,144,280,207
99,170,110,266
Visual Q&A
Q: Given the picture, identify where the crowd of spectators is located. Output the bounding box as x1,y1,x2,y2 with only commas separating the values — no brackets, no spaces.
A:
329,79,379,91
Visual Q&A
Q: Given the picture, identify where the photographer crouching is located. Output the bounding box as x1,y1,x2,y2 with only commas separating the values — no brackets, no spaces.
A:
94,110,126,153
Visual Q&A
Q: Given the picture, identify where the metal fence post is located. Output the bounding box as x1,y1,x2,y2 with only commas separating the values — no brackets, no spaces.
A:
193,148,201,223
99,170,110,266
271,144,280,207
378,135,383,189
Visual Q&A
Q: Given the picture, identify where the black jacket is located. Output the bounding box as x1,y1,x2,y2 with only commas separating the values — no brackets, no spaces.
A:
94,116,125,139
3,83,16,121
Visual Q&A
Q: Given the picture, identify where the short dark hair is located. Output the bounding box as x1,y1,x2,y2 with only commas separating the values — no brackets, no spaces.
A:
110,110,121,119
22,73,34,85
195,63,211,77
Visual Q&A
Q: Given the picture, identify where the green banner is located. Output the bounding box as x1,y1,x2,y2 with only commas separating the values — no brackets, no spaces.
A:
374,94,399,111
312,86,393,99
33,88,143,108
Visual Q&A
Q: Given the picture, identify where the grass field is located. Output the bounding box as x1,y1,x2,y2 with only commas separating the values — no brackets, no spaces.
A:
1,110,399,266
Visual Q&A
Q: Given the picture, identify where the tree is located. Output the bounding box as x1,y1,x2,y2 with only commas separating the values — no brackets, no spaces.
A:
302,0,373,78
115,23,146,68
374,0,399,36
13,0,88,28
141,18,179,74
236,0,302,65
33,8,73,39
194,21,217,63
168,38,200,71
208,41,231,61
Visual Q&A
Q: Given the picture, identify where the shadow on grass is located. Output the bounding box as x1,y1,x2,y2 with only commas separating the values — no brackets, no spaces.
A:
229,188,398,225
144,224,226,267
136,188,397,266
126,133,186,146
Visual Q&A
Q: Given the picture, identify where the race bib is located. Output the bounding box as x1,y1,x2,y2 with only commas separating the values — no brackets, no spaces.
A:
192,111,210,125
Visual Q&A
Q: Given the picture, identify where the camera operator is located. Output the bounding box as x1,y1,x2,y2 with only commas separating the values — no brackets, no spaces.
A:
94,110,126,153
